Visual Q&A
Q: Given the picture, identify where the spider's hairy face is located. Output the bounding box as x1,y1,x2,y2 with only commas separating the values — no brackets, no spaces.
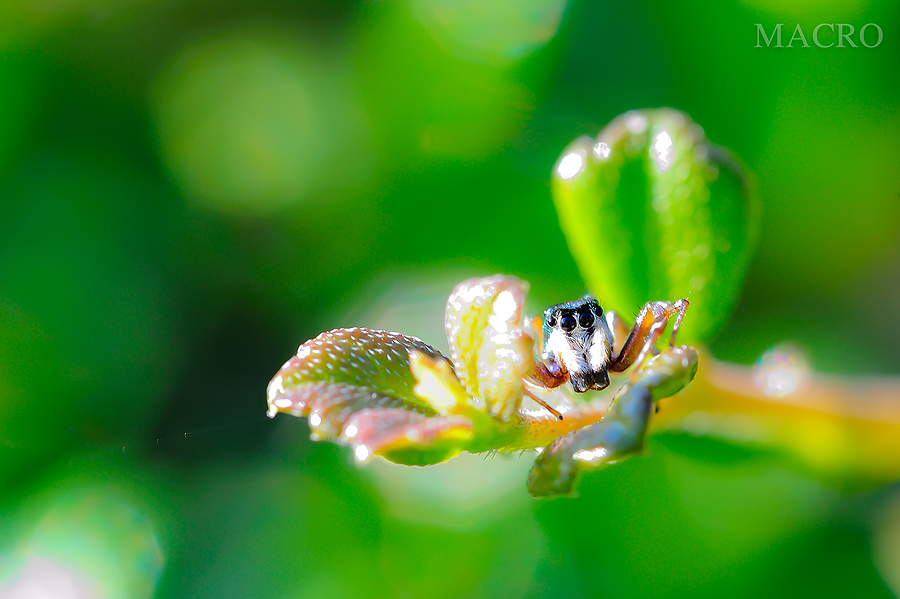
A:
542,296,613,393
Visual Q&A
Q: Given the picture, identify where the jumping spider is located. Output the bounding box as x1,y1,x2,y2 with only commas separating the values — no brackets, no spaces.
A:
524,295,689,420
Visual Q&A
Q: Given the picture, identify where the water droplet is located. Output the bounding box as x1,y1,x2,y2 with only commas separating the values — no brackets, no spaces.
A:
557,151,585,180
354,444,372,462
753,344,810,398
266,375,284,401
572,447,607,464
651,129,674,173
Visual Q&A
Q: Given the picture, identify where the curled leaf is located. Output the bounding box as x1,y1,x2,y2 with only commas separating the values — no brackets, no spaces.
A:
267,328,473,463
267,328,442,419
551,108,760,342
527,346,699,497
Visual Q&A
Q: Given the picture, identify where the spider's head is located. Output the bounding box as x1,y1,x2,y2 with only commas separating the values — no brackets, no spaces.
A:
542,296,613,393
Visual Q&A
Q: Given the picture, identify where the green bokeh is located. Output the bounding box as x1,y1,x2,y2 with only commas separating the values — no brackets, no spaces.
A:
1,0,899,597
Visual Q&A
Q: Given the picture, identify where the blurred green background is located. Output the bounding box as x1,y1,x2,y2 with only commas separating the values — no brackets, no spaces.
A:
1,0,900,597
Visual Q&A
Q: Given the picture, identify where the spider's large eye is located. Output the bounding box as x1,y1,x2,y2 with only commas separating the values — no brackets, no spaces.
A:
546,314,557,327
578,311,594,328
560,314,576,332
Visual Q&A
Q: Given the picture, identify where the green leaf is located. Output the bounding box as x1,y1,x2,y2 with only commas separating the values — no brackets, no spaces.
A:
267,328,467,462
267,327,510,466
267,328,442,420
551,108,760,343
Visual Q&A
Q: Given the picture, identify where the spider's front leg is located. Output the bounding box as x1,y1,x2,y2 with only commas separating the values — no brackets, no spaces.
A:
609,298,689,375
523,358,567,421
